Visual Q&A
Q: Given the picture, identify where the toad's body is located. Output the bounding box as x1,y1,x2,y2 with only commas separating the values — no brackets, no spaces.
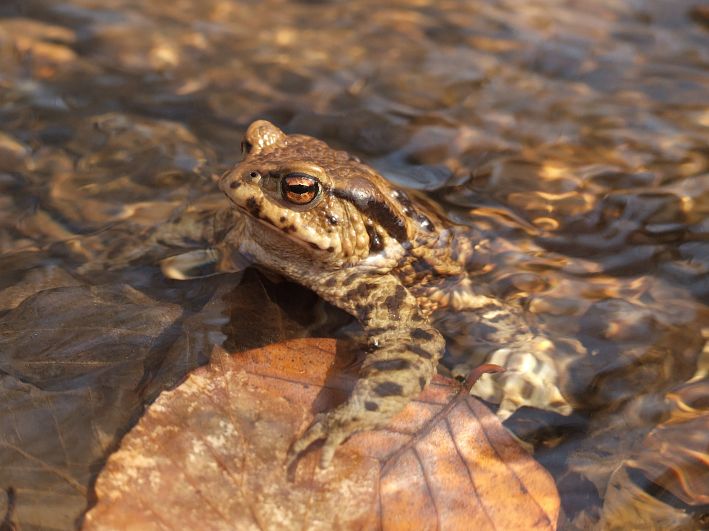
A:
163,120,571,465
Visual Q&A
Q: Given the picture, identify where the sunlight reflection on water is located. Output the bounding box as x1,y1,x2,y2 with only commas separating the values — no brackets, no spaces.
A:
0,0,707,528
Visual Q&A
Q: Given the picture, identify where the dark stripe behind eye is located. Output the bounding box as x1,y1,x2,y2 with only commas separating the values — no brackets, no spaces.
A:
332,188,407,242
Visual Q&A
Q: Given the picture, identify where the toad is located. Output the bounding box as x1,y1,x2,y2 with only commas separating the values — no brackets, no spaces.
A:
162,120,571,466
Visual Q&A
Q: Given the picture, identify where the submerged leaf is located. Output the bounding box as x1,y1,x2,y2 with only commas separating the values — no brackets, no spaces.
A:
601,378,709,530
632,380,709,506
85,338,559,530
0,285,183,529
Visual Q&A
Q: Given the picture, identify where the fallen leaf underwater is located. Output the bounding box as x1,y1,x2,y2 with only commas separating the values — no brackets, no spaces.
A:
84,338,560,530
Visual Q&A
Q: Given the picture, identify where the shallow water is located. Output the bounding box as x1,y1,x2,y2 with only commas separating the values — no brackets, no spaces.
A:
0,0,707,528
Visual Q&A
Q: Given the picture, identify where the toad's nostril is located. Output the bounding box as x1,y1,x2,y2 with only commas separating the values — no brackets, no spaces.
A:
229,180,241,189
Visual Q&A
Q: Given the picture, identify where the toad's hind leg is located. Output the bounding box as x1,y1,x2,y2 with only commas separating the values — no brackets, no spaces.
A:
289,279,445,468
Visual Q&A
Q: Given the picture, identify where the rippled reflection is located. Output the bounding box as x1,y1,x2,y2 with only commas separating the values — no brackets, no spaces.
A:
0,0,707,528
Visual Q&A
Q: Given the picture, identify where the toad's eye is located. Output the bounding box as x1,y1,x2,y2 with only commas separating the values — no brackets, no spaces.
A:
281,173,320,205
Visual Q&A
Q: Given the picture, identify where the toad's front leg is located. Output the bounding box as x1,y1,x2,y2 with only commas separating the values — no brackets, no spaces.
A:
289,279,445,467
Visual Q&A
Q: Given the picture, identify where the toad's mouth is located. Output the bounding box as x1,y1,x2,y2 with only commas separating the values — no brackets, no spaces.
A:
230,199,331,254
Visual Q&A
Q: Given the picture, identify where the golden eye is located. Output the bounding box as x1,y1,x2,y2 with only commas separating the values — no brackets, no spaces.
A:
281,173,320,205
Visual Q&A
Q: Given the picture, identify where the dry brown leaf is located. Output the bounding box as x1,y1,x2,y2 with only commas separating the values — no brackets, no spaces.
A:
84,338,559,530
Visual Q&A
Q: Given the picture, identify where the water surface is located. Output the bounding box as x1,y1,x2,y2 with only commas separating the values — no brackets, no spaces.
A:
0,0,707,528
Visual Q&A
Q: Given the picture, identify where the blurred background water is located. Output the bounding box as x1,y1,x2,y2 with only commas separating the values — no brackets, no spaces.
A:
0,0,707,528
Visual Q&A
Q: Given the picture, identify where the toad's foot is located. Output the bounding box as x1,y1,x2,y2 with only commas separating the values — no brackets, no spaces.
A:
288,351,435,468
288,391,407,468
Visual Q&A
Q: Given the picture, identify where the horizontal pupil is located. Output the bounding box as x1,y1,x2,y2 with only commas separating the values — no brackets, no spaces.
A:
288,184,316,194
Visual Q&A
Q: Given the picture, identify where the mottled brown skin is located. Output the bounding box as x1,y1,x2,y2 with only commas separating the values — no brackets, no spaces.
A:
164,120,571,466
